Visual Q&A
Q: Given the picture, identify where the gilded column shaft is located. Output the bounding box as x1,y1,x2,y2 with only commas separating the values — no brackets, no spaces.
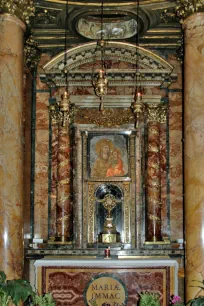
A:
56,127,72,241
183,12,204,300
146,122,161,241
0,15,25,279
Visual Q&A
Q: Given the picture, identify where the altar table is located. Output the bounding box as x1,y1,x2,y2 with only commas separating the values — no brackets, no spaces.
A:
34,258,178,306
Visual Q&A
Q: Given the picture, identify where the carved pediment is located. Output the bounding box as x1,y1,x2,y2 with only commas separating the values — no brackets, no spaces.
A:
41,41,175,88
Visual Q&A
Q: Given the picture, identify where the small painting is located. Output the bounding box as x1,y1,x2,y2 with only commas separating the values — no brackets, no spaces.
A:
88,133,129,178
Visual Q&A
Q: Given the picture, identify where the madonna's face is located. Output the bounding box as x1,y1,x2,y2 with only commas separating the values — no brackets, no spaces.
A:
102,145,110,154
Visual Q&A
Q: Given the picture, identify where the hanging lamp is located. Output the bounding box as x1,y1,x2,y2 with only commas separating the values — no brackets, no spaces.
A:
131,0,144,127
92,0,108,112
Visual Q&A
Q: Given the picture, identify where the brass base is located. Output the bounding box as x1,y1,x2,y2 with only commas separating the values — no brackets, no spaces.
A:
144,240,171,245
48,236,72,245
98,232,120,244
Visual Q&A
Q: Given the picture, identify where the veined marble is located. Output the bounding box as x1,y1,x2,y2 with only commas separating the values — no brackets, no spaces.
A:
183,13,204,300
0,14,25,278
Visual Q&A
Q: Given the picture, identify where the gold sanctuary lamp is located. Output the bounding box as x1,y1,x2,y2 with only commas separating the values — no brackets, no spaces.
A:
98,194,121,244
92,39,108,112
93,69,108,112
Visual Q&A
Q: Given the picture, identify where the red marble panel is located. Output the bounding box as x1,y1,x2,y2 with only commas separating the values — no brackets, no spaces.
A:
50,126,58,237
160,123,168,237
169,89,183,241
34,90,49,239
56,127,73,240
41,266,171,306
146,123,161,241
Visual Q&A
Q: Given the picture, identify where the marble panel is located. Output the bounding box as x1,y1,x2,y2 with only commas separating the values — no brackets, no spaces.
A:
169,89,183,241
35,259,178,306
34,90,49,239
160,124,168,237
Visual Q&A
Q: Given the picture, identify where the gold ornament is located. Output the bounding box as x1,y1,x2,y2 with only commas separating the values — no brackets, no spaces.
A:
0,0,35,24
176,0,204,22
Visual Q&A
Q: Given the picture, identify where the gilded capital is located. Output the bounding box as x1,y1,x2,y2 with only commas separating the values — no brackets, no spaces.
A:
24,35,41,72
0,0,35,24
145,103,168,123
176,0,204,22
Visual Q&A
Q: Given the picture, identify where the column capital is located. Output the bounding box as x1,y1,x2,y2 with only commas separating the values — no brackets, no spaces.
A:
176,0,204,22
145,103,168,123
0,0,35,24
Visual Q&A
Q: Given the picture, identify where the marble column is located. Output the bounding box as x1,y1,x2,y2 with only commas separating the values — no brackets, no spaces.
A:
73,127,83,248
183,12,204,300
50,124,58,238
0,14,25,279
145,103,164,242
56,126,73,242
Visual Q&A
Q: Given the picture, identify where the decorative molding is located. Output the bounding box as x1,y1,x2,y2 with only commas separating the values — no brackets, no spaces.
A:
77,108,135,127
34,258,179,269
41,41,174,88
0,0,35,24
176,0,204,22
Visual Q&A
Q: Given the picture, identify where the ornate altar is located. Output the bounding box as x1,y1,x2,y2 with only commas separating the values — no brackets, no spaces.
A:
34,258,178,306
26,39,184,306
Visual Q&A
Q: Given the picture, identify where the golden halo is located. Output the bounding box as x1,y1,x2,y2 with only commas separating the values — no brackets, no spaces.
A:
95,138,114,155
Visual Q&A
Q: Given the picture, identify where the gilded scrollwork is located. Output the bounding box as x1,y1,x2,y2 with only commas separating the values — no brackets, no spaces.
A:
176,0,204,22
0,0,35,24
77,108,134,127
145,103,168,123
123,182,131,244
88,183,95,244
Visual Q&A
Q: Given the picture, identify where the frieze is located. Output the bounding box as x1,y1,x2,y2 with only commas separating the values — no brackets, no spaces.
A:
76,108,135,127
